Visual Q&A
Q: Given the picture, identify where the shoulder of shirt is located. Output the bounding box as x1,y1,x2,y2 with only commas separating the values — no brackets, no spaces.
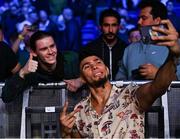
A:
127,41,142,48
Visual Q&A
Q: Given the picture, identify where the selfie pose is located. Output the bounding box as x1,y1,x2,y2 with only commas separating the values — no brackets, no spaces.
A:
115,0,180,80
60,18,180,137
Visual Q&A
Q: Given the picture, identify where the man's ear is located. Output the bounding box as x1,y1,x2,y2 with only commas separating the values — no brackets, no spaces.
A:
80,75,86,84
154,17,161,24
106,67,109,75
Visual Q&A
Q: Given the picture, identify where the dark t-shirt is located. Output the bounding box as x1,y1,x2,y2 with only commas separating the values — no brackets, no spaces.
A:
0,41,18,81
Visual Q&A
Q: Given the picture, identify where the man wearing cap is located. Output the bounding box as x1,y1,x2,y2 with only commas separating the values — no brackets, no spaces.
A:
60,19,180,138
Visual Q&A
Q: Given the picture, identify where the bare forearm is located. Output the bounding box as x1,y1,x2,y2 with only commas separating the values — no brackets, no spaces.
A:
137,19,180,111
137,53,177,111
151,52,177,95
12,38,22,53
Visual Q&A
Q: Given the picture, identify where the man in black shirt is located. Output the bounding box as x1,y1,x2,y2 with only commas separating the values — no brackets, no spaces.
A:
0,42,21,81
81,8,127,80
0,25,21,81
2,31,82,103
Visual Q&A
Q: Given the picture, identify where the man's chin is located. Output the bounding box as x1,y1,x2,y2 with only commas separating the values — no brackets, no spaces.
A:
46,60,56,66
90,77,108,88
105,36,116,41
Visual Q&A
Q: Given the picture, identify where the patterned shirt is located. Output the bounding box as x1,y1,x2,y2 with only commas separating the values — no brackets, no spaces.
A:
74,83,144,138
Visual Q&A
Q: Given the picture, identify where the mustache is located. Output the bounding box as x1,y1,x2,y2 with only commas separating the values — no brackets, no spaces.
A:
105,32,116,36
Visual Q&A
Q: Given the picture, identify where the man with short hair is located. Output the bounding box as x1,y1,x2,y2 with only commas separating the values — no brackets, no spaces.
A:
128,27,141,44
81,8,127,80
115,0,180,80
2,31,82,103
60,19,180,138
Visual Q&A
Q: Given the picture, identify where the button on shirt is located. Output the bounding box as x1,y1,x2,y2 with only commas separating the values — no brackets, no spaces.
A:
74,84,144,138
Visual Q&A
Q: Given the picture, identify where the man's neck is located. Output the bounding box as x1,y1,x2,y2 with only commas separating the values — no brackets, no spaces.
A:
103,38,118,48
39,62,57,72
89,81,112,115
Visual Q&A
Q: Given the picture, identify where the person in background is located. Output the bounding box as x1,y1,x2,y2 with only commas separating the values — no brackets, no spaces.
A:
0,24,21,82
60,19,180,137
1,31,83,103
128,27,141,44
38,10,58,40
115,0,180,80
11,24,37,67
81,8,127,80
61,7,81,52
166,0,180,32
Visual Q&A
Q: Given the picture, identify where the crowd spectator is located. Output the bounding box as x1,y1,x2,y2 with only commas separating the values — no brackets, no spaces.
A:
166,0,180,32
81,8,127,80
11,24,36,66
0,25,21,81
38,9,58,41
128,27,141,44
61,7,81,52
60,19,180,137
1,31,83,103
115,0,180,80
1,1,23,43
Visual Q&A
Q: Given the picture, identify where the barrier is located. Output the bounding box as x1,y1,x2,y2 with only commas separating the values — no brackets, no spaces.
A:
0,81,180,138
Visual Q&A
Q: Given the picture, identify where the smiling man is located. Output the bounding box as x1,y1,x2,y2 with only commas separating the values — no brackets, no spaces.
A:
116,0,180,80
60,19,180,138
2,31,82,103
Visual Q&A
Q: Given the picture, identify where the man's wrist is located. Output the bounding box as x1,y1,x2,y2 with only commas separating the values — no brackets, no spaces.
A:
19,69,25,79
77,77,84,87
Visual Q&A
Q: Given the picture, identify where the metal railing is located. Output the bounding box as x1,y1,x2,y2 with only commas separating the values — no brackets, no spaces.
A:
0,81,180,138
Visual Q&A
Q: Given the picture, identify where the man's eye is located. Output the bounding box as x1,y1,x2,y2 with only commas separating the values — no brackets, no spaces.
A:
103,24,109,27
97,61,102,64
83,65,90,70
112,24,118,27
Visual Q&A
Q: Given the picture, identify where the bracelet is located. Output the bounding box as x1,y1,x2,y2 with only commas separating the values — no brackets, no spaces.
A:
18,34,24,40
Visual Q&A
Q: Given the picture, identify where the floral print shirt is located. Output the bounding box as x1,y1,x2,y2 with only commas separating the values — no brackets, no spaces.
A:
74,83,144,138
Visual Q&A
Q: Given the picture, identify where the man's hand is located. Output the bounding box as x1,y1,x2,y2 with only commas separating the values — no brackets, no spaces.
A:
21,24,32,36
152,19,180,57
64,78,84,92
19,53,38,78
60,101,80,137
139,63,158,79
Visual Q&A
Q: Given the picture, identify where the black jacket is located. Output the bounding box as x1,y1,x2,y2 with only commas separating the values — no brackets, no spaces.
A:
0,41,18,81
1,53,64,103
80,36,127,80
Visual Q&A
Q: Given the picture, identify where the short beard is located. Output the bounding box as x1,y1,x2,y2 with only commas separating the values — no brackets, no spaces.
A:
89,76,108,88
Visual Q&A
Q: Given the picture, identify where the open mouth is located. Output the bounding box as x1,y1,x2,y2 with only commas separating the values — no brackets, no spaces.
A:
94,72,103,77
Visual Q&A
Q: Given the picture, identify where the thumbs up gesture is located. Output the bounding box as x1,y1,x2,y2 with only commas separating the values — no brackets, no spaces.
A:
19,53,38,78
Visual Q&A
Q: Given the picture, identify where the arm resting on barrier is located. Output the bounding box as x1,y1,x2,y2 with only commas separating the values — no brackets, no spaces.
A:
1,74,27,103
1,71,37,103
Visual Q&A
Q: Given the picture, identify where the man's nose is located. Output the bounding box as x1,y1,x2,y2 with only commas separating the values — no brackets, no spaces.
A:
109,26,113,32
91,63,97,70
48,48,53,53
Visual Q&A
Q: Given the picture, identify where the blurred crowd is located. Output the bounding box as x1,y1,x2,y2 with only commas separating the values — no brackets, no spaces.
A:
0,0,180,82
